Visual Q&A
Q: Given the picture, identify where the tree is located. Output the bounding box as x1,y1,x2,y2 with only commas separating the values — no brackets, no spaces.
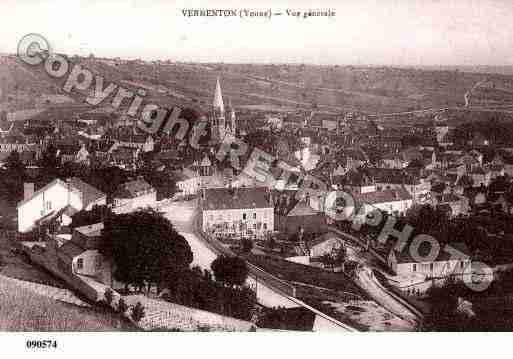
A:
1,151,26,202
39,143,59,176
331,244,347,268
117,298,128,314
101,208,193,293
162,267,256,321
211,255,249,287
241,238,253,254
131,302,145,322
70,205,112,229
104,288,114,306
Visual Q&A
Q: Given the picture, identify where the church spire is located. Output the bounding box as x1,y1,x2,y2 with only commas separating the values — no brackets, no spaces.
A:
213,76,224,114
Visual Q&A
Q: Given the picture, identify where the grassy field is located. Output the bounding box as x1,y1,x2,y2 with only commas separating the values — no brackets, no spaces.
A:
0,276,131,331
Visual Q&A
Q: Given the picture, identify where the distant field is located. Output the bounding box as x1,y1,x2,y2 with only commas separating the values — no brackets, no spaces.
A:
0,276,129,331
5,54,513,116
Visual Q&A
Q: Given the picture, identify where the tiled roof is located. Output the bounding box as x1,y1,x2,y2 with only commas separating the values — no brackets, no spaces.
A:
68,177,106,207
367,168,420,185
59,241,85,260
354,186,412,206
287,200,317,217
114,178,155,199
203,187,272,211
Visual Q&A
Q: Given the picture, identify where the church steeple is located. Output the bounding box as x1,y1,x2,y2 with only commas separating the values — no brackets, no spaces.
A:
211,76,226,141
213,76,224,114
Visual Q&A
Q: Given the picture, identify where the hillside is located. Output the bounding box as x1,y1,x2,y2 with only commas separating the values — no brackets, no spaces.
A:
0,276,128,331
4,54,513,115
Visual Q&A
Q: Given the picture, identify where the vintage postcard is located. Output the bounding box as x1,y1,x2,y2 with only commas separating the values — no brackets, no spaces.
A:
0,0,512,354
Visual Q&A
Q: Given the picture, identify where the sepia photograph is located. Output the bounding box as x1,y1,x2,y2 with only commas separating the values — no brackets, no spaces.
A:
0,1,513,354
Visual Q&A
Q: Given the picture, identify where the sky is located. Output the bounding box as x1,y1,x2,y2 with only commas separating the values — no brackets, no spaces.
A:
1,0,513,66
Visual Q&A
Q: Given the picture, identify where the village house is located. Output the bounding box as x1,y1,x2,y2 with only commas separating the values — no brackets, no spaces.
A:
0,119,14,136
112,177,157,214
274,192,327,235
114,132,154,153
57,142,81,164
433,192,470,217
0,135,40,153
387,242,472,282
109,146,140,169
201,187,274,238
368,168,431,202
17,178,107,233
44,222,114,286
352,186,413,218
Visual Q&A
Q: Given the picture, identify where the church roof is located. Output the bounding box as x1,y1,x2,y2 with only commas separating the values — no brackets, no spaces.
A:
213,77,224,113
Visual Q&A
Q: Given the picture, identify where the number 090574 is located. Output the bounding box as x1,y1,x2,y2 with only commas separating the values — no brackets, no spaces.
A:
26,340,57,349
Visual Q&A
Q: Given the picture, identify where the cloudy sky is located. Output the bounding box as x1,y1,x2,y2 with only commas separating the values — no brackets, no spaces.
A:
1,0,512,66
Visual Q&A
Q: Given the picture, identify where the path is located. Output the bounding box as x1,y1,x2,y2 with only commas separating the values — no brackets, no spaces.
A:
355,266,418,327
159,201,357,331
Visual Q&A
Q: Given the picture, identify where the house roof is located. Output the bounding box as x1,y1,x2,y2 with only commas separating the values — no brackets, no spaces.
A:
287,200,317,217
17,178,105,208
369,168,420,186
392,242,470,264
203,187,272,211
73,222,104,249
74,222,104,237
354,186,412,206
59,241,85,261
68,177,106,207
114,178,155,199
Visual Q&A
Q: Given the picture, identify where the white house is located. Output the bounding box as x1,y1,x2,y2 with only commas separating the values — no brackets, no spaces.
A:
387,242,472,281
17,178,107,233
354,186,413,217
201,187,274,238
112,178,157,214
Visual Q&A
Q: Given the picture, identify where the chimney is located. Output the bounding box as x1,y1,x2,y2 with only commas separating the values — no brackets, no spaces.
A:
23,183,34,200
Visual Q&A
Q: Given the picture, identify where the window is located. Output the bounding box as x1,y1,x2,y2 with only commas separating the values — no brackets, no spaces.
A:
253,212,257,219
460,261,464,269
263,223,267,230
77,258,84,270
430,263,434,271
242,213,247,220
412,263,417,272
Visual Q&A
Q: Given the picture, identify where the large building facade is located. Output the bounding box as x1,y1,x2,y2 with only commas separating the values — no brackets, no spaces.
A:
201,187,274,238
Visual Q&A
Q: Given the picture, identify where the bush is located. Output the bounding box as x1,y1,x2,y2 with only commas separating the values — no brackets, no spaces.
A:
163,268,256,321
131,302,145,322
241,238,253,254
104,289,114,306
211,255,249,287
117,298,128,314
